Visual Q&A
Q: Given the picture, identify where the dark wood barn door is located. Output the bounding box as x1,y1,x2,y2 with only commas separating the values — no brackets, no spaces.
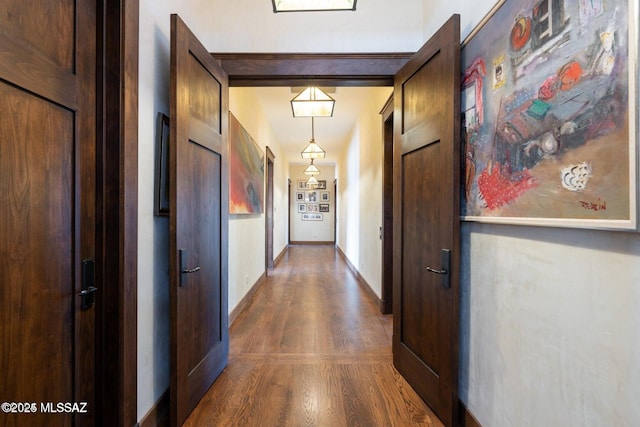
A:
392,15,461,427
0,1,97,425
170,14,229,426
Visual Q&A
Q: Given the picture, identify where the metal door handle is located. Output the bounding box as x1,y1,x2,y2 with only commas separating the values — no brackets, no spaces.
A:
79,286,99,296
79,259,98,310
179,249,200,287
426,266,447,275
426,249,451,289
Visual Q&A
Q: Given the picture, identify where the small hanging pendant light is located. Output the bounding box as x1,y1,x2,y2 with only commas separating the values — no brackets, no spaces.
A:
301,117,326,159
307,176,319,188
303,158,321,176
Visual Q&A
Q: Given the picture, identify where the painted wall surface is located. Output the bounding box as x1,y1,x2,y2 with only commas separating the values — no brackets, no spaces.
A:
336,87,392,298
337,127,360,272
229,88,289,311
290,164,336,242
422,0,640,425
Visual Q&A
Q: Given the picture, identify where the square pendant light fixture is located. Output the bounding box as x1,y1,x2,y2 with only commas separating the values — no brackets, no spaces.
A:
303,159,321,176
272,0,356,13
307,176,319,188
301,117,326,159
291,86,335,118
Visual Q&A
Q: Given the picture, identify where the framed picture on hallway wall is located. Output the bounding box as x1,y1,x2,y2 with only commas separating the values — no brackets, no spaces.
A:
229,113,264,214
298,203,306,213
154,113,170,216
302,213,323,221
460,0,638,230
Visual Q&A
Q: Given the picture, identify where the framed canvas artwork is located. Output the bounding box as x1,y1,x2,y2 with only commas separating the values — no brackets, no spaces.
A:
461,0,637,230
229,113,264,214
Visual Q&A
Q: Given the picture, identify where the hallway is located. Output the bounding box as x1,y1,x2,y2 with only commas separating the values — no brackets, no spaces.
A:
184,245,442,426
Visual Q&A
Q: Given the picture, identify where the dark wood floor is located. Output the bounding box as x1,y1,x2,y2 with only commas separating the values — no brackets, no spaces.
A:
184,245,443,427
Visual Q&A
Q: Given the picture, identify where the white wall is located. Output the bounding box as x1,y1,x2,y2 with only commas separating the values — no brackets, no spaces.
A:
422,0,640,425
336,87,393,298
461,224,640,426
290,164,336,242
229,88,289,311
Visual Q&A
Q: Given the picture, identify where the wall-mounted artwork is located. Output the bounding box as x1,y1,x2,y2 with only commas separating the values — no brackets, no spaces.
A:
461,0,637,229
307,191,317,202
302,213,323,221
229,113,264,214
154,113,170,216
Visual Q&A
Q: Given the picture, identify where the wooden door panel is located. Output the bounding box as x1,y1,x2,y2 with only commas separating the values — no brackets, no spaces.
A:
184,147,222,373
393,15,460,427
401,144,444,366
0,1,75,70
0,1,96,426
171,14,229,426
401,55,448,154
188,54,221,133
0,84,75,412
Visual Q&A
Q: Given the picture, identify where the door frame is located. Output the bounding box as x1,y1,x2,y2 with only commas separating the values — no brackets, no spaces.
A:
97,0,139,425
265,147,276,271
379,96,394,315
108,45,454,425
288,179,292,244
212,53,412,87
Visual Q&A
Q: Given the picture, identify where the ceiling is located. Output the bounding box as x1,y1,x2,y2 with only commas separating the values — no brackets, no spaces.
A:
239,86,393,166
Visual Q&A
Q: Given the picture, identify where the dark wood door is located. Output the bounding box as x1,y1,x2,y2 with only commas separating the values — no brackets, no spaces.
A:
392,15,461,427
170,14,229,426
0,1,97,426
265,147,275,271
381,96,394,315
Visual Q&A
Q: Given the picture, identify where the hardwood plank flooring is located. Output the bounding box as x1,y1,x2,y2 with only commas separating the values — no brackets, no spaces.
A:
184,245,443,427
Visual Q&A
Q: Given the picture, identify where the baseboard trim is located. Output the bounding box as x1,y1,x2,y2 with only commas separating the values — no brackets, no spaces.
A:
335,246,381,307
459,399,483,427
274,246,288,267
229,271,267,327
289,241,335,245
137,389,169,427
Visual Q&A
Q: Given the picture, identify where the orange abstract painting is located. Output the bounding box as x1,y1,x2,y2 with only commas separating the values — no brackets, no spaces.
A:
229,113,264,214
